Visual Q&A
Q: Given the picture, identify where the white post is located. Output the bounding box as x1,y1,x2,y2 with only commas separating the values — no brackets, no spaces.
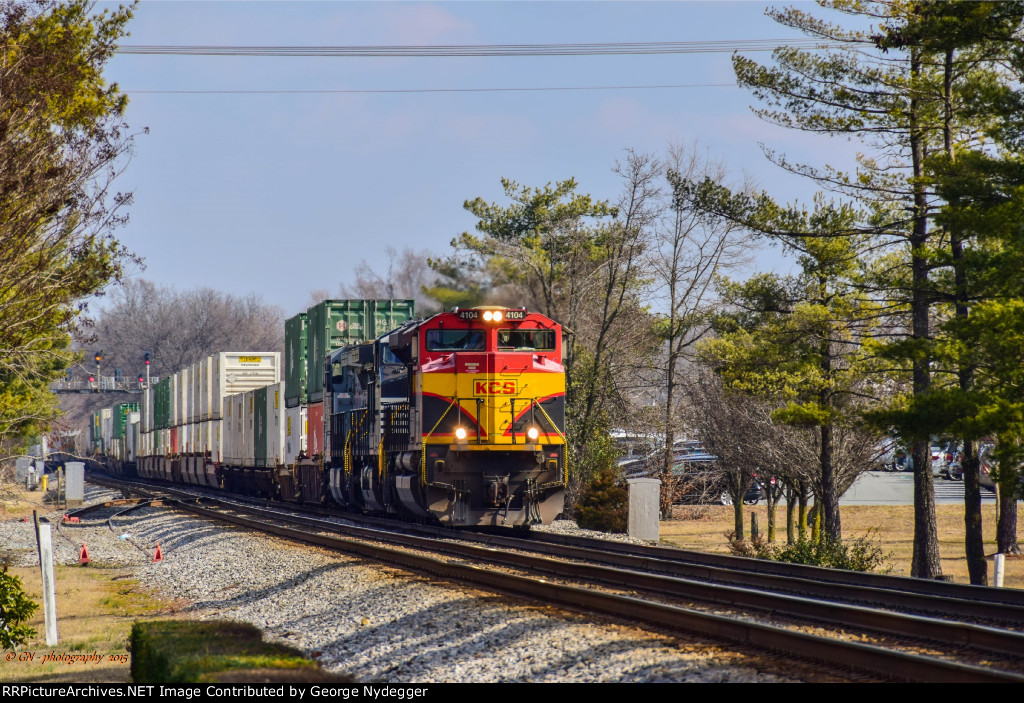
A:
36,523,59,645
994,553,1005,588
627,477,661,543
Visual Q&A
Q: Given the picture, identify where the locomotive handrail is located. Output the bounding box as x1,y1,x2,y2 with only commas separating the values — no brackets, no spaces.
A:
531,398,566,444
420,396,460,483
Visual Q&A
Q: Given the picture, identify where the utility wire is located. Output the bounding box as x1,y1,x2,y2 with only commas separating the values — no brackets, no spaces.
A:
117,38,840,58
124,83,736,95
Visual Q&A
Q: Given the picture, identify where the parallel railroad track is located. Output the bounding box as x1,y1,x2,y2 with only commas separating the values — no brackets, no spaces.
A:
89,474,1024,683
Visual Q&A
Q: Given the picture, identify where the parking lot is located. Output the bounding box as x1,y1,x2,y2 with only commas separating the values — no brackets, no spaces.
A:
840,471,1001,505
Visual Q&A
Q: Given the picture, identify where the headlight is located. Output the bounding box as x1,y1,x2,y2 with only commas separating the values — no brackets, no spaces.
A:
483,311,493,321
492,310,503,321
455,427,467,440
527,427,539,441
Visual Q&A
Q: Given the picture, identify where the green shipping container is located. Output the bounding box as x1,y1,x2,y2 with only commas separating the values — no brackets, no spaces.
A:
113,402,140,439
284,312,307,408
254,385,269,467
91,412,101,442
305,299,416,403
155,377,171,430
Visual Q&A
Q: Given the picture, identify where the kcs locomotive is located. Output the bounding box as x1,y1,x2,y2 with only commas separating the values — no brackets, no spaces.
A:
91,303,567,528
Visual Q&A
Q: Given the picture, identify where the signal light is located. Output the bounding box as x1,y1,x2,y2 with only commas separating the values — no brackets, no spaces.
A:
138,375,145,384
88,375,95,383
94,352,102,363
144,351,151,365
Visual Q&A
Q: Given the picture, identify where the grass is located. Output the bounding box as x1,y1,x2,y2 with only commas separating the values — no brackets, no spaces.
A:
130,620,330,683
0,564,174,683
661,503,1024,588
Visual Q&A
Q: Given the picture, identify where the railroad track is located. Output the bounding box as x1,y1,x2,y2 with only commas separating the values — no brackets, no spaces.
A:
89,474,1024,683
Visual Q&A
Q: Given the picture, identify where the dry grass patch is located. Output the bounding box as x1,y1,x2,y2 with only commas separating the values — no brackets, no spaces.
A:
1,564,176,683
660,503,1024,588
0,484,55,521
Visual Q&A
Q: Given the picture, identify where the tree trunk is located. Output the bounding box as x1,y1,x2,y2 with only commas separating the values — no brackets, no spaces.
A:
786,484,796,544
911,440,942,578
820,423,841,541
997,479,1021,555
765,482,780,542
733,500,744,540
941,45,986,586
908,47,943,580
962,444,987,583
798,481,809,540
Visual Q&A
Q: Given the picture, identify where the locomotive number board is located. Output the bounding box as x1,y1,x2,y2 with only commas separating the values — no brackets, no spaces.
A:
457,309,527,321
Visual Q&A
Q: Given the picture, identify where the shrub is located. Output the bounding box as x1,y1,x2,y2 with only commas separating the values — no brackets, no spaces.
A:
575,466,627,533
130,620,323,683
0,567,38,649
727,533,891,573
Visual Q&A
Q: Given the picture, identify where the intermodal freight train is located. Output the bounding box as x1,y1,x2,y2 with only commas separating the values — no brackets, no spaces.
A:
88,300,567,527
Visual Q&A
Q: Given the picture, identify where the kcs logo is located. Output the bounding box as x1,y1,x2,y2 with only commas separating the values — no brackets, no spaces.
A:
474,379,518,395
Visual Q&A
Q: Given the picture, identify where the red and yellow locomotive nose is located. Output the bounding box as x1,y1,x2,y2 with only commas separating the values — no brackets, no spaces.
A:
418,307,564,447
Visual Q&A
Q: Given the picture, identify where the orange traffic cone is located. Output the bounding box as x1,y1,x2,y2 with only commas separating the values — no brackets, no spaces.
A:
79,543,91,565
152,543,163,563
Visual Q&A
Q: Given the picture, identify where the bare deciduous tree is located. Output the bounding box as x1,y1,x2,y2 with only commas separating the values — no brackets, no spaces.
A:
649,143,754,515
88,279,284,378
338,245,440,314
60,279,285,432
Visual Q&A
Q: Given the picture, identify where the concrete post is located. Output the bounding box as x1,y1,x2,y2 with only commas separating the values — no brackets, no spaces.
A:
627,477,661,543
36,523,58,645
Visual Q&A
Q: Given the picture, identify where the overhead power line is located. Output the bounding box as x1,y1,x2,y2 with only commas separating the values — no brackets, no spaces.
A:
125,83,736,95
117,38,840,58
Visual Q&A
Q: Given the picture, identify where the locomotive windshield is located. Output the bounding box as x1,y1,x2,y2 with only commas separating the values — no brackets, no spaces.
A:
425,329,485,351
497,329,555,351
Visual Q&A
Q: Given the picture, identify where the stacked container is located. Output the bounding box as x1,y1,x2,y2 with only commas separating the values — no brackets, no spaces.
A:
300,300,415,462
305,299,415,403
285,313,308,408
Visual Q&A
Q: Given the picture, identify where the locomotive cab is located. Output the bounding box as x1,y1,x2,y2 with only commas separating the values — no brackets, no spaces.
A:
409,307,566,526
326,307,566,527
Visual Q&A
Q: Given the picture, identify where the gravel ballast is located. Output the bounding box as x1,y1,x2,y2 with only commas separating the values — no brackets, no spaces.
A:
0,484,798,683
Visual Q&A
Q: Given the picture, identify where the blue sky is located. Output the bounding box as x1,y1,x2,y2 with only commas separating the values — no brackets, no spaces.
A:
100,1,855,316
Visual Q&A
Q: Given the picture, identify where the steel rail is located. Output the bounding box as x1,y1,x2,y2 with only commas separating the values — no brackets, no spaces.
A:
96,475,1024,628
180,495,1024,661
159,496,1024,683
527,530,1024,607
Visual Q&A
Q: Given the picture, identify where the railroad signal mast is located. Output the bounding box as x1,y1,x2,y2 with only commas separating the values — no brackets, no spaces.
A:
94,351,102,392
143,351,151,389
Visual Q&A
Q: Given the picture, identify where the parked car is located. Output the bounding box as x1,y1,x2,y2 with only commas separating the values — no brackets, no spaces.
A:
620,442,763,505
939,443,963,480
669,455,764,505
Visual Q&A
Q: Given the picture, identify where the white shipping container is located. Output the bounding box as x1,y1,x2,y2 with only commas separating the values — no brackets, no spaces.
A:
188,362,198,423
266,381,285,467
126,412,140,461
142,431,151,475
170,373,180,428
285,404,307,466
210,419,222,464
178,368,189,426
198,356,213,420
140,387,151,433
223,394,246,467
243,389,256,466
204,352,282,421
100,408,113,455
221,397,233,465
